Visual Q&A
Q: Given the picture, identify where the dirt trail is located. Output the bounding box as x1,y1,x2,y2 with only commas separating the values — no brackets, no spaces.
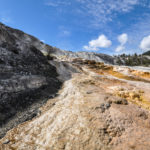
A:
1,62,150,150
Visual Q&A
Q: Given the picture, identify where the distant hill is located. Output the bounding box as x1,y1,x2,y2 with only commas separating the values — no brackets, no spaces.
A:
143,51,150,56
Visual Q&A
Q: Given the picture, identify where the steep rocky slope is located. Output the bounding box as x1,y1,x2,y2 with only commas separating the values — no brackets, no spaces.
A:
0,23,62,138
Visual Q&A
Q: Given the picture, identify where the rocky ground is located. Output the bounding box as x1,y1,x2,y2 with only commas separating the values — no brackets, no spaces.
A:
0,59,150,150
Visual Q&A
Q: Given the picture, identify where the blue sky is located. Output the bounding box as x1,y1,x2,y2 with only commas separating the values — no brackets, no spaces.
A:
0,0,150,55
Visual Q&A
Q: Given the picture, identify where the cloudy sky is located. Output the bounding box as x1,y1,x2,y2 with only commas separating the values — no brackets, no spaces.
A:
0,0,150,55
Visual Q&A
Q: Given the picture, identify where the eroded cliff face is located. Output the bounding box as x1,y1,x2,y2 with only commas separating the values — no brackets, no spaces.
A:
1,59,150,150
0,23,62,138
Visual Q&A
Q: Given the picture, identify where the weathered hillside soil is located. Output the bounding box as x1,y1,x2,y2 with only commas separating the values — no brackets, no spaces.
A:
1,60,150,150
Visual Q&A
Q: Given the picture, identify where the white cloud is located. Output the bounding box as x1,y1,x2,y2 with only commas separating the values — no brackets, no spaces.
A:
58,26,71,37
115,33,128,52
119,13,150,54
83,34,112,51
76,0,141,25
45,0,150,27
0,11,12,24
41,40,45,43
62,30,70,36
58,30,71,37
83,45,98,51
89,35,112,48
0,17,11,24
140,35,150,51
115,45,125,52
118,33,128,45
45,0,71,7
45,2,58,7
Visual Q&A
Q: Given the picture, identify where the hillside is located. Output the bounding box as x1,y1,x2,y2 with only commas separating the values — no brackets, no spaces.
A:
0,23,150,150
0,23,62,138
143,51,150,56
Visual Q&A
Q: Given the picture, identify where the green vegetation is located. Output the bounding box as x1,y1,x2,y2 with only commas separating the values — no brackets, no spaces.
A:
143,50,150,56
115,52,150,66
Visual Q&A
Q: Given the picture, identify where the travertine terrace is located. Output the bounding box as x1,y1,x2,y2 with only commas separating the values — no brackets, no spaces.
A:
1,59,150,150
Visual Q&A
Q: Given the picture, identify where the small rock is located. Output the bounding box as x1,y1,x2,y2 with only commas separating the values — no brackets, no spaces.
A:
105,103,111,109
114,98,128,105
100,104,105,113
86,91,92,94
3,139,10,144
137,112,148,120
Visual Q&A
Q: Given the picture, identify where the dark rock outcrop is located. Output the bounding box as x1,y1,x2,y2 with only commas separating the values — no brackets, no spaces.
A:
0,23,62,138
